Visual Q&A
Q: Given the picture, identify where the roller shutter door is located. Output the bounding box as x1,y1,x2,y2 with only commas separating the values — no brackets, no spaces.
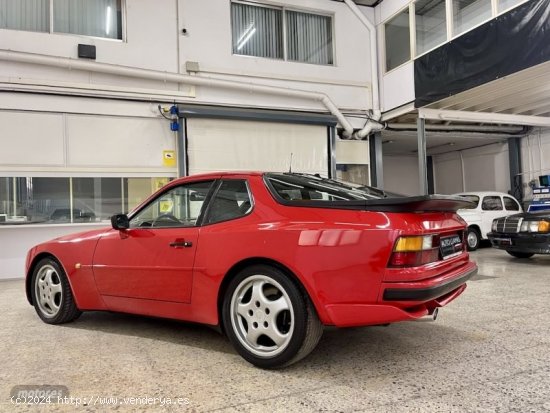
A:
186,118,328,176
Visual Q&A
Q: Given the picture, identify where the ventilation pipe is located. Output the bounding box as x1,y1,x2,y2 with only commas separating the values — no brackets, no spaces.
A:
387,123,528,134
343,0,384,140
0,50,355,137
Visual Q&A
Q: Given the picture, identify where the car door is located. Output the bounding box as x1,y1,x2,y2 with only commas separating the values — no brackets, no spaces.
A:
92,180,215,303
480,195,504,237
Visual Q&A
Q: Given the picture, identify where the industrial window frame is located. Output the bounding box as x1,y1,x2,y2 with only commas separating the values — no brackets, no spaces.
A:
383,0,531,69
230,0,335,66
0,0,126,42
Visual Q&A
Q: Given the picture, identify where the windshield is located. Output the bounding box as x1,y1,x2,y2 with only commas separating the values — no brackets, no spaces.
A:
457,195,479,209
264,173,403,202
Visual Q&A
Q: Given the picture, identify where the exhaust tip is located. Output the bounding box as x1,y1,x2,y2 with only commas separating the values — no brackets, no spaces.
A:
415,307,439,322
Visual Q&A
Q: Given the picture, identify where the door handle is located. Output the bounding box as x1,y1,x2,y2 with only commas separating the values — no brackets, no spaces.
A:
169,239,193,248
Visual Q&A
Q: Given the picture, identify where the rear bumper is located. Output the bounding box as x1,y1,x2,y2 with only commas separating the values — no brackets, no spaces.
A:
324,260,477,327
383,265,477,301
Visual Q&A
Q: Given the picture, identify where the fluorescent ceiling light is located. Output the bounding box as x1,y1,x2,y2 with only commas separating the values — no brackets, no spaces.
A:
237,24,256,50
106,6,112,35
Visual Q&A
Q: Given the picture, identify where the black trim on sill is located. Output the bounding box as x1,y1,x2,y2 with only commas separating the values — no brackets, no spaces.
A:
383,267,477,301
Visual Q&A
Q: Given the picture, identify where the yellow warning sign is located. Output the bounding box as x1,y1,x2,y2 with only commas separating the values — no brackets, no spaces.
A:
163,150,176,167
154,178,169,191
159,199,173,213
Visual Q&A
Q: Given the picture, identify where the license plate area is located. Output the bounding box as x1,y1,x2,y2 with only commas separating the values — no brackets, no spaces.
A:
440,234,463,258
494,237,512,246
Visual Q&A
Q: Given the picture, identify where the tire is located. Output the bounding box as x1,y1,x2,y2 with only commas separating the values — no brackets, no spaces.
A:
506,251,534,259
222,264,323,369
31,258,82,324
466,227,481,251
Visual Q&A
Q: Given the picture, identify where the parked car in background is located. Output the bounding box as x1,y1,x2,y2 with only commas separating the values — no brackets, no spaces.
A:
453,192,522,251
26,172,477,368
50,208,96,223
488,211,550,258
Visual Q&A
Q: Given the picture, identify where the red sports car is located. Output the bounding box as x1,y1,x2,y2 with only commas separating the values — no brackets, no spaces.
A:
25,172,477,368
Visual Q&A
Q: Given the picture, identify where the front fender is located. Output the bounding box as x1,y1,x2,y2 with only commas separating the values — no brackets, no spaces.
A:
25,231,109,310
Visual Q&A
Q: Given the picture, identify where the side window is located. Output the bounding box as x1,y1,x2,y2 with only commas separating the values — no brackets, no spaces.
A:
481,196,503,211
129,181,214,228
504,196,520,211
205,180,252,225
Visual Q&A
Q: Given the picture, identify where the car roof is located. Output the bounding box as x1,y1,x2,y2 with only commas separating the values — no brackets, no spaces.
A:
453,191,515,197
171,171,264,183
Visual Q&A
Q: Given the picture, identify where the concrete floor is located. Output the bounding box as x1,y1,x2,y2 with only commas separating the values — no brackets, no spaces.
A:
1,247,549,412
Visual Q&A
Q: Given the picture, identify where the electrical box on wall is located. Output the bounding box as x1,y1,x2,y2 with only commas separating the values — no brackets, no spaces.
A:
78,44,96,60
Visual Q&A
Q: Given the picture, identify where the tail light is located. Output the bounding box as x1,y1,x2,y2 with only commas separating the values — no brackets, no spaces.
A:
389,232,466,268
389,235,440,267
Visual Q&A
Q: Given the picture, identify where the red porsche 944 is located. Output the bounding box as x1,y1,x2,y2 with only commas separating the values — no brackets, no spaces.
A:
25,172,477,368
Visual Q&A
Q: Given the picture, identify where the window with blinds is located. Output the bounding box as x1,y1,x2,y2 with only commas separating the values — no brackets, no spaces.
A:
231,2,334,66
231,2,283,59
0,0,123,40
54,0,122,40
286,10,333,65
0,0,49,32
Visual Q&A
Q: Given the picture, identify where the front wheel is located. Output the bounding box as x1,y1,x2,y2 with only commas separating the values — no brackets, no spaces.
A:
222,265,323,369
466,227,481,251
506,251,534,259
31,258,82,324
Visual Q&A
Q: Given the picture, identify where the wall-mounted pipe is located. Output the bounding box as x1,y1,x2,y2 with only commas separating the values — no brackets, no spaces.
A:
342,0,379,115
0,50,355,137
342,0,384,139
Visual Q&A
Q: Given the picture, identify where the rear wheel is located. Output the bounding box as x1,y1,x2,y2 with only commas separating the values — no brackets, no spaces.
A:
506,251,534,259
222,265,323,369
31,258,81,324
466,227,481,251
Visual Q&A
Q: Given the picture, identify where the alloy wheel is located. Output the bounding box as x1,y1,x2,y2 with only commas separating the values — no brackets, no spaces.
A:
230,275,294,358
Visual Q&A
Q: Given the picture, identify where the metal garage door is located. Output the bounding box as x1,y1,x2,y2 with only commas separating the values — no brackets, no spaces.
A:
186,118,328,176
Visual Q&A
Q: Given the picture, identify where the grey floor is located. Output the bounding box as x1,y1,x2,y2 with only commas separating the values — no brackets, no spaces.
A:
1,247,549,412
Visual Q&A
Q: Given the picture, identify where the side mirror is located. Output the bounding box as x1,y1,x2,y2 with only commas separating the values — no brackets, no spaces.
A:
111,214,130,230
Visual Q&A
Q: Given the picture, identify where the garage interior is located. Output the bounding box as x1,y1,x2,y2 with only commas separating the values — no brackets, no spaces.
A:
1,0,549,411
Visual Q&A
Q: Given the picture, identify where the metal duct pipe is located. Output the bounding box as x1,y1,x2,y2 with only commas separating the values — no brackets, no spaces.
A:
342,0,379,116
0,49,355,137
343,0,384,140
387,123,527,134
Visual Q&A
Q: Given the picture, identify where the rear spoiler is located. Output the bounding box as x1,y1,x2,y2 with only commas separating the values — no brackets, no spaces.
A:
278,195,475,213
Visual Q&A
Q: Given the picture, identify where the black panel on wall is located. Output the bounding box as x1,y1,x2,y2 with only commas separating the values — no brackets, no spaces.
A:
414,0,550,107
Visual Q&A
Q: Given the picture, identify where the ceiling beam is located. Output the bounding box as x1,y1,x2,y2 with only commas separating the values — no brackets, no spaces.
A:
469,84,550,113
418,108,550,128
426,61,550,111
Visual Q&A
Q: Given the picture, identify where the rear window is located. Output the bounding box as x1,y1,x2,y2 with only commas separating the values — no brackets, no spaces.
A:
504,196,520,211
482,196,503,211
264,173,395,202
457,195,479,209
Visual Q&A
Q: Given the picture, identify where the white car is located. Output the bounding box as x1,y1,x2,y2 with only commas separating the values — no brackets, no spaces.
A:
454,191,523,251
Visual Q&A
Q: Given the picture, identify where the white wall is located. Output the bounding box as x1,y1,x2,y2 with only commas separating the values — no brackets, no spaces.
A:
0,0,375,113
0,1,178,72
433,142,510,194
375,1,415,112
0,94,178,280
178,0,374,111
380,61,415,111
383,155,420,195
0,224,106,279
0,94,178,177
